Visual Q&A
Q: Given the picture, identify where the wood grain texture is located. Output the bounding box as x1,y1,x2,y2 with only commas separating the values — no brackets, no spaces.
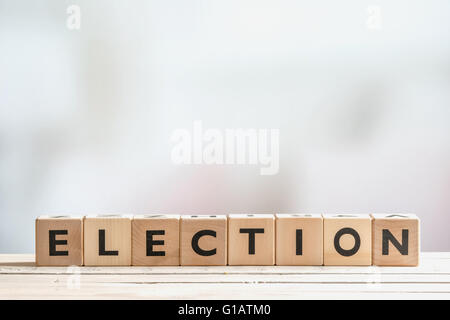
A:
180,215,227,266
35,216,83,266
132,215,180,266
228,214,275,266
0,253,448,299
372,214,420,266
84,215,131,266
276,214,323,266
323,214,372,266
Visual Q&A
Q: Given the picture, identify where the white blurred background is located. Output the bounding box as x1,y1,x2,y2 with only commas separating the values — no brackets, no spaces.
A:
0,0,449,252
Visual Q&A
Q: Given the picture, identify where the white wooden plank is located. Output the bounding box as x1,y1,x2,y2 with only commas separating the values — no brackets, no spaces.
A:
0,252,448,274
0,273,450,284
2,263,450,275
0,282,449,300
0,253,449,299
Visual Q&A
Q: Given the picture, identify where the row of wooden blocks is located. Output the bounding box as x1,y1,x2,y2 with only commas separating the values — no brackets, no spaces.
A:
35,214,420,266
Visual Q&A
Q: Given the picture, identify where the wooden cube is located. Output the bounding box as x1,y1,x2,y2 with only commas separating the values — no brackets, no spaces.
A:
275,214,323,265
132,214,180,266
228,214,275,265
323,214,372,266
35,215,84,266
84,215,131,266
180,215,227,266
372,214,420,266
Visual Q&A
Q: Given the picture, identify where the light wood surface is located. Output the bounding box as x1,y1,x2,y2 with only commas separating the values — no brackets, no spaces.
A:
132,215,180,266
228,214,275,265
0,253,449,299
323,215,372,266
372,214,420,266
275,214,323,265
84,215,131,266
180,215,227,266
35,216,84,266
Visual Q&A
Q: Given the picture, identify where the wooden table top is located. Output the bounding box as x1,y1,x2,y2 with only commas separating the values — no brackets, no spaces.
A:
0,252,449,299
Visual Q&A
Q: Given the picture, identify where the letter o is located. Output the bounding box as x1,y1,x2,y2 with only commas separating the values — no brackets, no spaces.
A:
334,227,360,256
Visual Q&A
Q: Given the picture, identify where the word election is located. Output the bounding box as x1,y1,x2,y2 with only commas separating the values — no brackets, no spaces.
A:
171,121,279,175
35,214,420,267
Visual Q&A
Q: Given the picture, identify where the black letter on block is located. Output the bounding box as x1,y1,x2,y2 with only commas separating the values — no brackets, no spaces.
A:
296,229,303,255
147,230,165,256
49,230,69,256
382,229,409,255
192,230,216,256
334,228,360,257
98,229,119,256
240,228,264,255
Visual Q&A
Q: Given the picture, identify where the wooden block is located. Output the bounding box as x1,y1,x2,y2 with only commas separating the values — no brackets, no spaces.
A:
323,214,372,266
228,214,275,265
35,215,84,266
372,214,420,266
132,214,180,266
84,215,131,266
180,215,227,266
275,214,323,266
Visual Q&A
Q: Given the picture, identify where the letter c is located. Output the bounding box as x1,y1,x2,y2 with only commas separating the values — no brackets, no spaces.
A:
192,230,217,256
